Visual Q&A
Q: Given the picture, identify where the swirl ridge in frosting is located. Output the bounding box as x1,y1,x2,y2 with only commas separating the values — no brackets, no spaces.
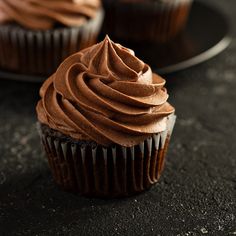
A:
36,36,175,147
0,0,101,30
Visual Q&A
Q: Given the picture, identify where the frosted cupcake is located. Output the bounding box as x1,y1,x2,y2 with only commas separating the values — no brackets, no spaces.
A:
36,36,176,197
0,0,104,76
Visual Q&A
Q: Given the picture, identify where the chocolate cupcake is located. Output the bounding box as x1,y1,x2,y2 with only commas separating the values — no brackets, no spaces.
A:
36,36,176,197
0,0,104,76
102,0,193,43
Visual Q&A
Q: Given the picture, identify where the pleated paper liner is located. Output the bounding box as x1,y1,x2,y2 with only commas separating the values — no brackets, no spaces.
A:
38,114,176,198
102,0,193,43
0,9,104,77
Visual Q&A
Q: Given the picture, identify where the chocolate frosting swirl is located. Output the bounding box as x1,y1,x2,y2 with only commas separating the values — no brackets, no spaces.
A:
36,36,175,147
0,0,101,30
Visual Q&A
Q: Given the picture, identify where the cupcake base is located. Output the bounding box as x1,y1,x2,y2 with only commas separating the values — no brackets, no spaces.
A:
38,114,176,198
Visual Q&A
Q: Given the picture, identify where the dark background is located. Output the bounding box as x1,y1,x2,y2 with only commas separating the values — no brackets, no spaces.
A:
0,0,235,235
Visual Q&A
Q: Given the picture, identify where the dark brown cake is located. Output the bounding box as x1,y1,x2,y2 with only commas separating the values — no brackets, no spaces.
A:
39,123,174,197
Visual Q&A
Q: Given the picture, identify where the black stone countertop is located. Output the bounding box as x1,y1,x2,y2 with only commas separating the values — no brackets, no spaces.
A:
0,0,235,235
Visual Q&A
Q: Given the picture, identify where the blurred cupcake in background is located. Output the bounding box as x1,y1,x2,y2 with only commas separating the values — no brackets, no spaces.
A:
36,36,176,197
0,0,104,76
102,0,193,43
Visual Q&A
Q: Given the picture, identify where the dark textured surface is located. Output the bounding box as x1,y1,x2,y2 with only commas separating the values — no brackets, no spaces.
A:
0,0,236,235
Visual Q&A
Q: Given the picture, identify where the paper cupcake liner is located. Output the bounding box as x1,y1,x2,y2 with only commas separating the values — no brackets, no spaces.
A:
0,9,104,76
38,114,176,197
102,0,193,43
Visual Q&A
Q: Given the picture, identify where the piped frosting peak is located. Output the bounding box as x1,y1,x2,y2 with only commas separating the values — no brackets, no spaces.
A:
37,36,175,147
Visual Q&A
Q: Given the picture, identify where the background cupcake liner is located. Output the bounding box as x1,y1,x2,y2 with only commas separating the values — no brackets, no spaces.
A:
0,9,104,76
38,114,176,198
102,0,193,43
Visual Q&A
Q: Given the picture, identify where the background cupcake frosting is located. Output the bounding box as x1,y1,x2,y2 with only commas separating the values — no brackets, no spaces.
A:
0,0,101,30
37,36,175,147
0,0,104,76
